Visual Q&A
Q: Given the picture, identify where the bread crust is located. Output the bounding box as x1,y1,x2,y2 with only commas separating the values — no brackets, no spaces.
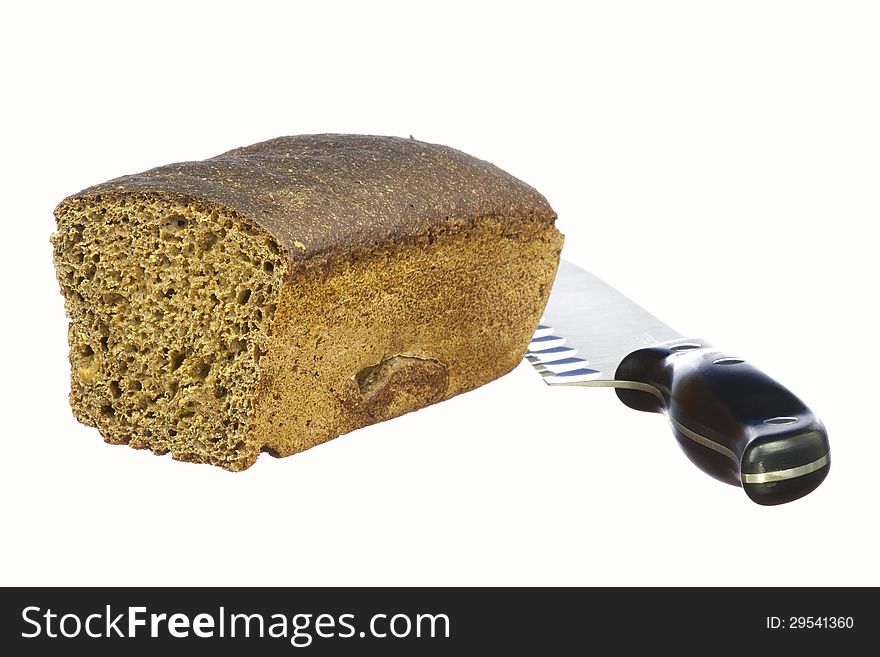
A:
58,135,558,271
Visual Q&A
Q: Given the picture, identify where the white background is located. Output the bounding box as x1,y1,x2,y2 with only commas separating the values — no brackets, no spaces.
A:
1,1,877,586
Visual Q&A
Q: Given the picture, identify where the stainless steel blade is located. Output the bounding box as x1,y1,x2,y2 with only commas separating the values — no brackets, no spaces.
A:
530,259,682,385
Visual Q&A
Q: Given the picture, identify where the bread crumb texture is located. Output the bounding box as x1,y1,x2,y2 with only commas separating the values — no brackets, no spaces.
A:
51,135,562,470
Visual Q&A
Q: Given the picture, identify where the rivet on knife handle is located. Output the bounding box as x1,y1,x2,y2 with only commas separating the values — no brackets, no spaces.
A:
613,340,830,505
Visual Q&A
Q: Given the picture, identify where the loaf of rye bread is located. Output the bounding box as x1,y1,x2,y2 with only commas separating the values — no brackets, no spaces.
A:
51,135,563,470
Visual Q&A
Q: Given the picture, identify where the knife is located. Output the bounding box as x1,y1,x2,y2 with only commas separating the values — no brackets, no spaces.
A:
528,259,830,505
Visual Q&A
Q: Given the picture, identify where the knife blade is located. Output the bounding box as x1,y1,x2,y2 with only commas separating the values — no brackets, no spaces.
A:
529,259,830,506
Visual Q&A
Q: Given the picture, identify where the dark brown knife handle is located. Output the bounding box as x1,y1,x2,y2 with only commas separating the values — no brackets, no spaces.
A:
614,339,830,505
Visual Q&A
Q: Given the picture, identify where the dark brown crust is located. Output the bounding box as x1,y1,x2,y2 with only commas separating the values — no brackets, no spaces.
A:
56,134,557,268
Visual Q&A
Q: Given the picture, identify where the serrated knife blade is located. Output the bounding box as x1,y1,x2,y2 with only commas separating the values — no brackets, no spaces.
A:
530,260,681,384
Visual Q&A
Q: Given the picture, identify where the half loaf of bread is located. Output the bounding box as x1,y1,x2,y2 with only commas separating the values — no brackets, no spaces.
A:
51,135,563,470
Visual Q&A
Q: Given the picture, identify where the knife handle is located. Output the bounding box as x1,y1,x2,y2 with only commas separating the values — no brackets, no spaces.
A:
614,340,830,505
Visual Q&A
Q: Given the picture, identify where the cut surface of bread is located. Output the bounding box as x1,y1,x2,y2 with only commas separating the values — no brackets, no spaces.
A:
52,135,563,470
